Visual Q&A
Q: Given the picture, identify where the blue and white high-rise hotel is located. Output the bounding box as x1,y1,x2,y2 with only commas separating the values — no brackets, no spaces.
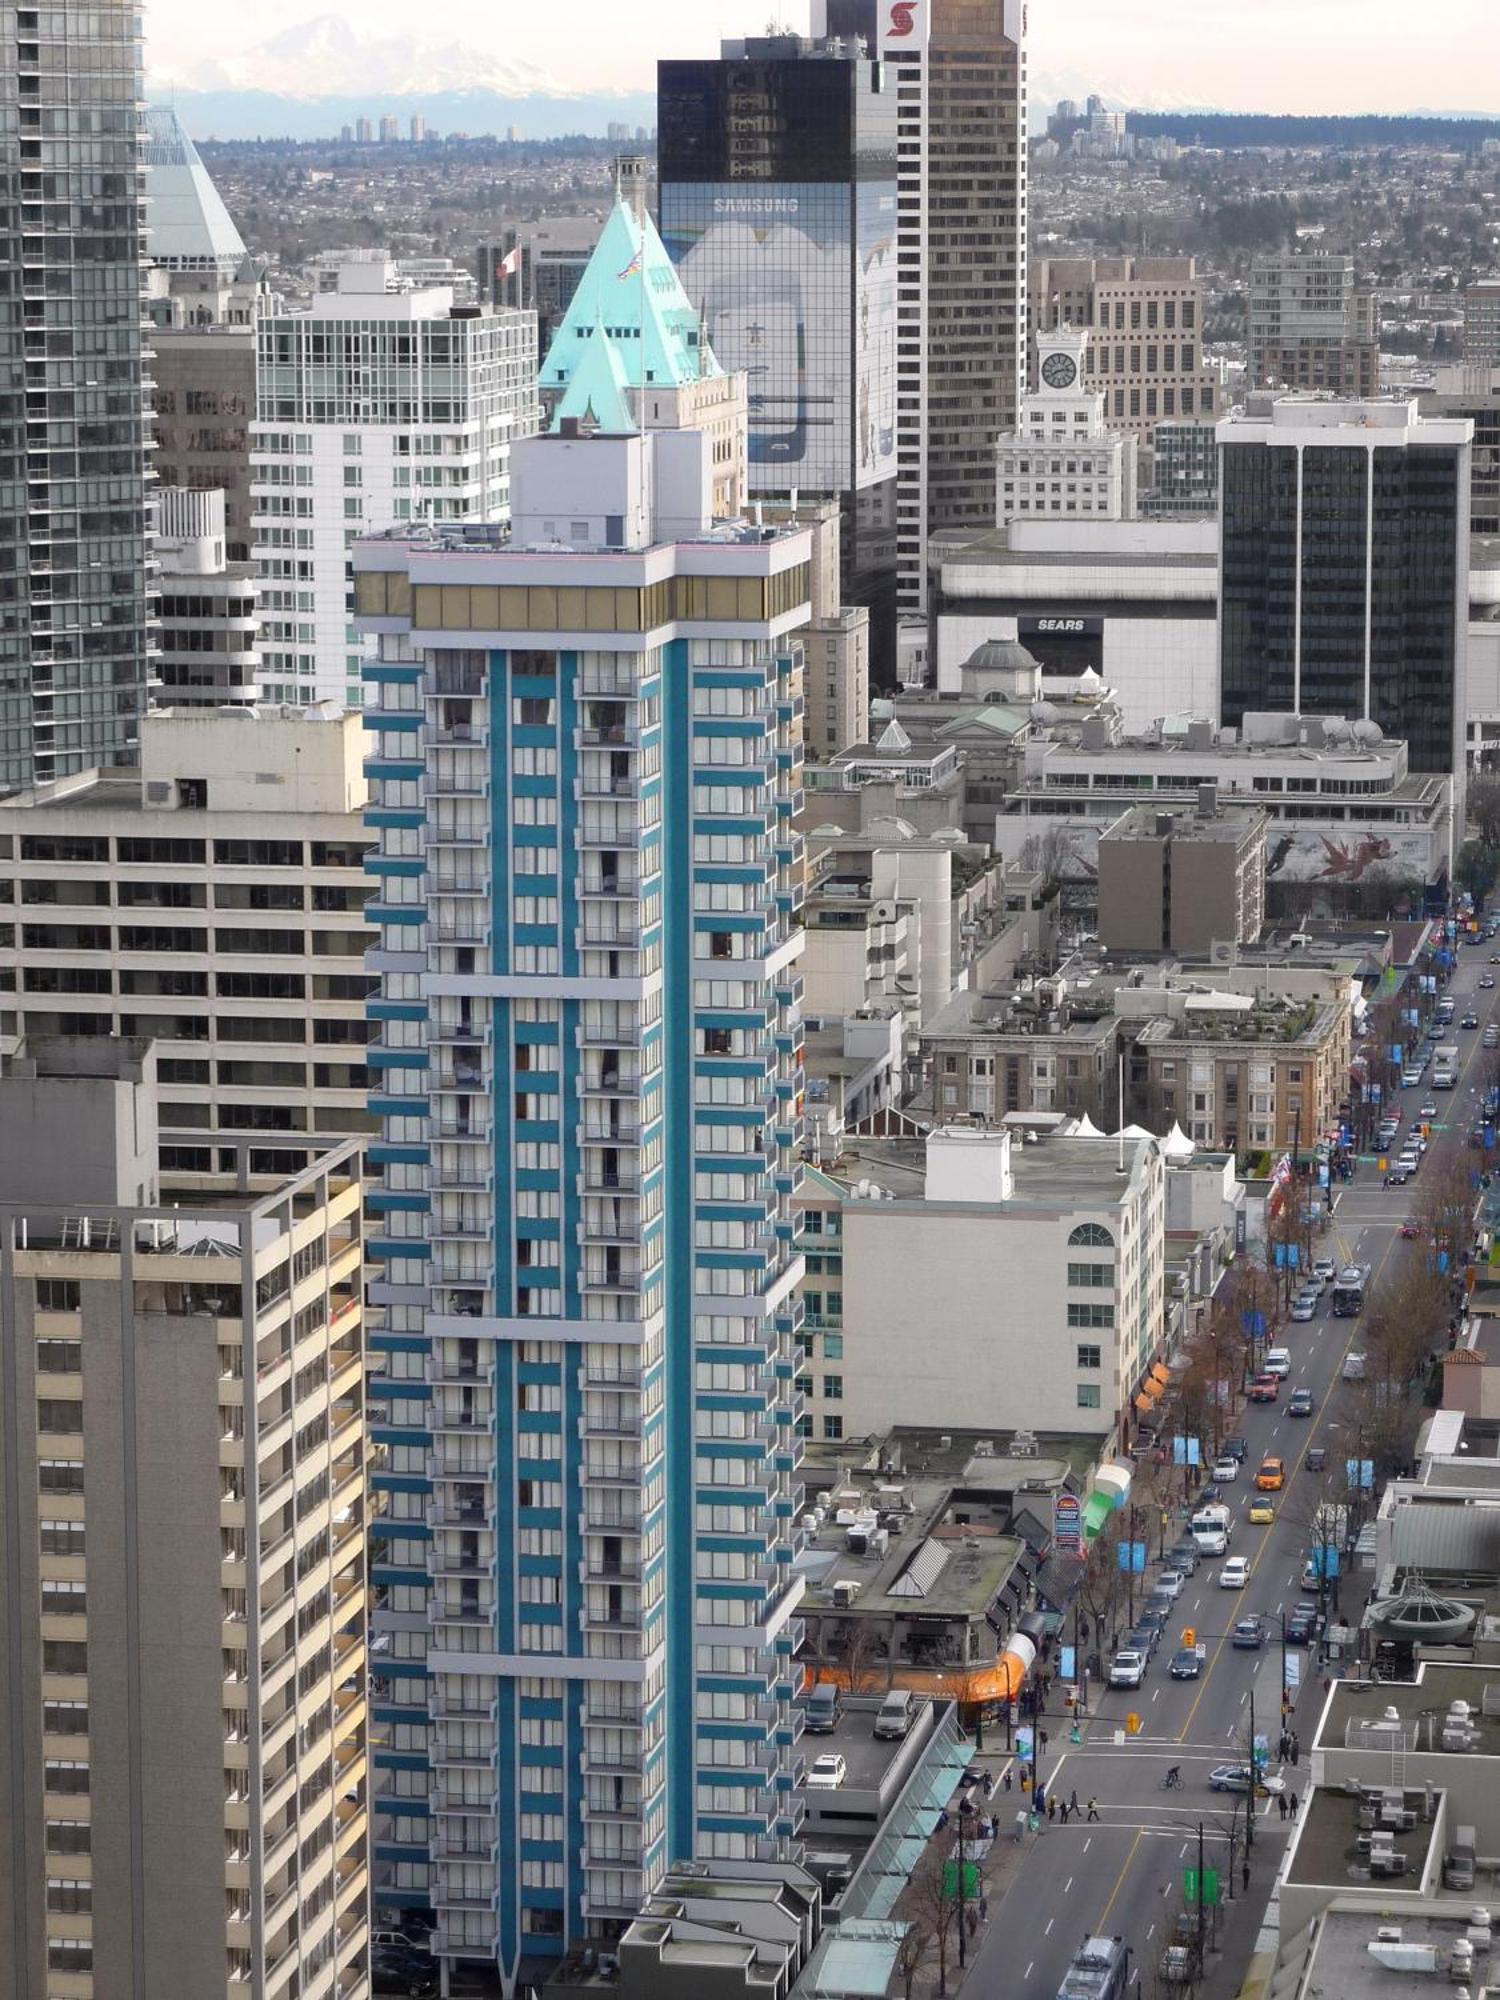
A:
353,198,811,1991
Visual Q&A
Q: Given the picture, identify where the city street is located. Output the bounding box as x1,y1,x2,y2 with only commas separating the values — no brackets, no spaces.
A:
970,935,1494,1999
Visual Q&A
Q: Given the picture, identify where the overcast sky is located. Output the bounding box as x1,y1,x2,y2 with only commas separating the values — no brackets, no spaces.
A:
144,0,1500,113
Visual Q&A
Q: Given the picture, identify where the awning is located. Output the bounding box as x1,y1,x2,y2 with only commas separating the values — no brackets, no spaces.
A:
1150,1362,1170,1389
1133,1392,1153,1412
1094,1463,1132,1507
1083,1491,1115,1538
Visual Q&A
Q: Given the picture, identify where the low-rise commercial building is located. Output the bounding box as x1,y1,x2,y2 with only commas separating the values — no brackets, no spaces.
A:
929,519,1219,731
993,710,1455,919
1129,981,1351,1152
0,1039,370,2000
817,1124,1165,1449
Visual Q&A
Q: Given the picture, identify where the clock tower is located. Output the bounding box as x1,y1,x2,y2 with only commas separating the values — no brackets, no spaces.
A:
1034,323,1090,397
995,319,1138,527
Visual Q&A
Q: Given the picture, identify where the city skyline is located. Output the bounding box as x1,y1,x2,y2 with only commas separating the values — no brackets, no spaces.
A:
143,0,1500,118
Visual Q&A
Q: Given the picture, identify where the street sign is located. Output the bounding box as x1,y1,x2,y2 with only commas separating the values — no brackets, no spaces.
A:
942,1859,981,1898
1184,1866,1220,1905
1059,1645,1076,1681
1252,1733,1269,1767
1285,1652,1302,1689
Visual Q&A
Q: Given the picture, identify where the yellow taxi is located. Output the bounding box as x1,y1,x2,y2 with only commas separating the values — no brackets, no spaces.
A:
1248,1497,1276,1524
1255,1456,1285,1492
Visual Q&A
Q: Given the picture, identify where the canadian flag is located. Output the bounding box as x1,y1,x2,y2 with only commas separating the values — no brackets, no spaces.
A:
496,245,521,279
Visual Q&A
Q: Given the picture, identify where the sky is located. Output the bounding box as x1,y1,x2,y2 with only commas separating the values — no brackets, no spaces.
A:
143,0,1500,114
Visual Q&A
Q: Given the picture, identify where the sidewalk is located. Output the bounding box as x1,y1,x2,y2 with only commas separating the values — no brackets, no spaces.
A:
885,1749,1034,2000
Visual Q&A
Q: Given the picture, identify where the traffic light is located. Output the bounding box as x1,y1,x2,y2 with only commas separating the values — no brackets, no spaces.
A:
1182,1627,1195,1648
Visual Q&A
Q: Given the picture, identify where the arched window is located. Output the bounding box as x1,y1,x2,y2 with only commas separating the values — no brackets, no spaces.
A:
1067,1222,1115,1248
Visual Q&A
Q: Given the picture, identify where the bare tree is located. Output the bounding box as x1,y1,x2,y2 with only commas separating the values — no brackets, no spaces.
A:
894,1920,928,2000
903,1840,961,1997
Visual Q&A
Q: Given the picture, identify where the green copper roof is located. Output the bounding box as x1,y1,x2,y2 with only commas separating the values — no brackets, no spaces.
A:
540,199,720,429
553,317,636,436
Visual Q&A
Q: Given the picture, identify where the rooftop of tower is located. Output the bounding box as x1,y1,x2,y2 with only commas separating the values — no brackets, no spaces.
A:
539,198,723,429
143,107,247,277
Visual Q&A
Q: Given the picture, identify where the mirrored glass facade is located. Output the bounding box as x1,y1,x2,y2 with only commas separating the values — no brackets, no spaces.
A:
1221,434,1465,773
659,50,897,668
0,1,154,792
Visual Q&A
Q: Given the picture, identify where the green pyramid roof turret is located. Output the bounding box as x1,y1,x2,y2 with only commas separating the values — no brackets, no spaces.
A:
554,317,636,436
540,199,721,431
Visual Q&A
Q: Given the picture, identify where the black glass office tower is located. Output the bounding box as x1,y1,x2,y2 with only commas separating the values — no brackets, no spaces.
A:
1219,398,1471,774
658,38,897,676
0,2,153,792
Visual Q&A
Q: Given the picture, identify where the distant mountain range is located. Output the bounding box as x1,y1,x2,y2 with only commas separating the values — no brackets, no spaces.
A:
147,12,1500,144
150,15,656,141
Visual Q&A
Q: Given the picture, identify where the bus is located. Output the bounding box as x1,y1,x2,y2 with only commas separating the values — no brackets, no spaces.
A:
1331,1266,1367,1317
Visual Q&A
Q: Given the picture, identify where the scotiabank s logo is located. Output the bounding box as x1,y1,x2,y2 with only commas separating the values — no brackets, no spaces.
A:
887,0,917,36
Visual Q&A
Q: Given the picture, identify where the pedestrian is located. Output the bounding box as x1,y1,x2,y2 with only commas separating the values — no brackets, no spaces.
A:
1040,1729,1050,1752
1058,1799,1069,1824
1289,1791,1300,1820
1290,1734,1300,1766
1003,1769,1012,1793
1070,1789,1080,1816
1047,1794,1057,1822
1277,1794,1288,1821
1087,1797,1100,1822
1277,1731,1288,1762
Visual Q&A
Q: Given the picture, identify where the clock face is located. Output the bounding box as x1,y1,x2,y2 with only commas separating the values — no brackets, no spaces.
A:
1041,350,1078,389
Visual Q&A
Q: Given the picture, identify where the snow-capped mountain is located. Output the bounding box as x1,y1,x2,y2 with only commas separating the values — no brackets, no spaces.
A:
150,13,561,102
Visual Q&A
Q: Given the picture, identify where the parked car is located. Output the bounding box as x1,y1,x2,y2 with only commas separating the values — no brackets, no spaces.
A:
806,1753,848,1790
1109,1649,1147,1689
1248,1375,1280,1401
1290,1298,1317,1322
1169,1647,1203,1679
1212,1456,1242,1480
372,1946,438,1998
1137,1603,1171,1638
1286,1603,1321,1645
1209,1764,1285,1796
1312,1258,1336,1282
1153,1568,1186,1601
1221,1436,1249,1463
1127,1624,1160,1659
1231,1616,1265,1649
1262,1348,1292,1378
1198,1482,1223,1505
1167,1539,1201,1574
1219,1557,1250,1589
1288,1389,1315,1418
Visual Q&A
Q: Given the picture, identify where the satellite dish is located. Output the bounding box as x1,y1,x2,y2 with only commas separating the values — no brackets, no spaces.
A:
1351,719,1383,744
1030,701,1059,725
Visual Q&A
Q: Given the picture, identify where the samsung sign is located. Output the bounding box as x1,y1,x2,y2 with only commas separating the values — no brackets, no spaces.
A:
1020,615,1104,638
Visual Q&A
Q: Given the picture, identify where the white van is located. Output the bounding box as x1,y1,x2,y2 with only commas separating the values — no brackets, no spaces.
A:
874,1689,915,1740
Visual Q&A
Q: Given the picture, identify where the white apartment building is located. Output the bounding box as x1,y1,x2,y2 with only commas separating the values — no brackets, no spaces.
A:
0,1041,370,2000
0,708,376,1191
155,487,261,707
996,326,1138,527
815,1123,1165,1449
252,262,539,707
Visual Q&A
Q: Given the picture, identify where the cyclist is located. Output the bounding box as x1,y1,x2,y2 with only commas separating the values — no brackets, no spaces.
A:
1163,1764,1182,1789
